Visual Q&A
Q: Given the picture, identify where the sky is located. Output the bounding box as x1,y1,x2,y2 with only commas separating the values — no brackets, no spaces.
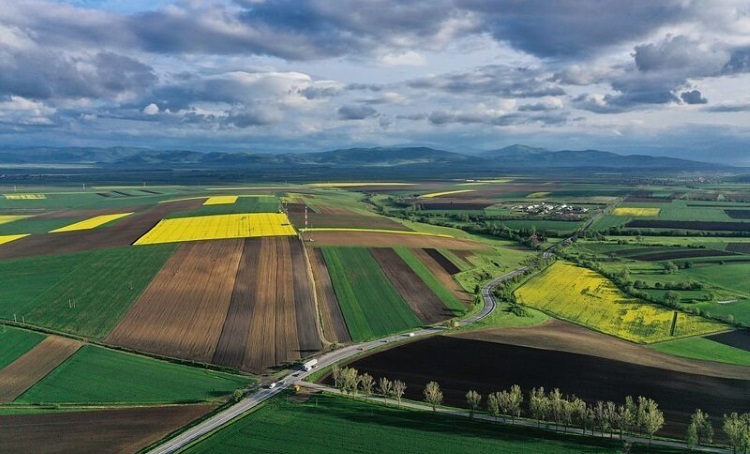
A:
1,1,750,164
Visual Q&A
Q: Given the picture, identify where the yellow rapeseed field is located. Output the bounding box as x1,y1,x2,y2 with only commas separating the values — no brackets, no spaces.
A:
0,215,30,225
515,261,725,343
4,194,46,200
527,192,551,198
50,213,133,233
612,207,661,217
203,196,239,205
134,212,296,245
420,189,475,198
0,234,29,246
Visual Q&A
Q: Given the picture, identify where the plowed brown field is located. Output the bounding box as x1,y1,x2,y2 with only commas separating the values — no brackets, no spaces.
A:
371,248,451,324
0,199,204,259
0,336,83,402
411,248,471,303
107,239,243,362
211,237,322,373
0,404,215,454
309,248,351,344
305,231,487,249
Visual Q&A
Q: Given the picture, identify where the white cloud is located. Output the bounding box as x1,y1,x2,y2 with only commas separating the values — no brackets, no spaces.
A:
143,103,159,115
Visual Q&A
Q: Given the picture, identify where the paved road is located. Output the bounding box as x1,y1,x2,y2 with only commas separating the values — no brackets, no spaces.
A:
145,265,521,453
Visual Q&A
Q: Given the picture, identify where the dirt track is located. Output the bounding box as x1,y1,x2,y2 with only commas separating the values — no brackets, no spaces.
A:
0,336,83,402
0,404,214,454
456,320,750,380
0,199,204,259
309,248,351,344
371,248,451,324
305,231,488,249
107,239,243,362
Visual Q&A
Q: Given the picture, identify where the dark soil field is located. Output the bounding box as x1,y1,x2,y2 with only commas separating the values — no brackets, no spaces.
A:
334,335,750,437
725,210,750,219
0,404,214,454
0,199,204,259
289,210,410,231
629,248,736,261
308,248,351,344
289,239,323,353
370,248,452,324
708,329,750,352
726,243,750,253
423,248,461,274
626,219,750,232
411,249,471,304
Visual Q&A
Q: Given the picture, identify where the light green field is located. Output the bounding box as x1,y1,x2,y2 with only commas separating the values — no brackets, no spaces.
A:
17,345,251,404
494,219,583,235
394,247,464,312
178,393,677,454
0,245,177,338
0,326,46,369
652,336,750,366
322,247,422,341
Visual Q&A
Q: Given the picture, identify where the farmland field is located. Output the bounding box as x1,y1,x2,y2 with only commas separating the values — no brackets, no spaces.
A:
16,345,251,404
170,195,280,217
0,245,177,338
49,212,132,232
652,336,750,366
308,248,351,344
612,207,661,216
514,261,726,343
204,195,238,205
135,212,296,245
179,393,666,454
0,336,83,402
107,239,243,363
0,234,28,247
0,405,215,454
302,229,487,249
0,327,45,369
394,247,466,311
420,189,474,198
322,247,422,341
339,335,750,438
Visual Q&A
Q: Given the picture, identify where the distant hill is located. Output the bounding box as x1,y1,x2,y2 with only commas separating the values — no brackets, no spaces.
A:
0,144,729,175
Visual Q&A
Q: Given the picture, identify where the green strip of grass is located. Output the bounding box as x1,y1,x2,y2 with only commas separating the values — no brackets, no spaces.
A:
16,345,252,405
0,326,46,369
322,247,421,341
0,245,177,339
179,393,680,454
393,247,464,312
651,336,750,367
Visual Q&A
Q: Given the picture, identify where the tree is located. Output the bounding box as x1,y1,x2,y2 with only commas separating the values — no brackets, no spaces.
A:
549,388,564,432
487,392,501,421
638,397,665,446
423,381,443,412
529,387,549,428
606,401,617,438
594,401,610,436
498,385,523,424
663,290,680,306
561,399,575,433
378,377,392,405
359,373,374,395
663,261,678,274
392,380,407,407
466,390,482,418
687,409,714,448
341,367,359,395
723,413,747,454
332,365,343,390
570,397,589,435
232,388,244,402
616,403,633,439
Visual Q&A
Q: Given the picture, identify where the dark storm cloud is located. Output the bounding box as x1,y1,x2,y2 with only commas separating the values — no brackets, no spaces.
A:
428,108,567,127
705,103,750,113
680,90,707,105
338,104,378,120
458,0,688,58
408,65,564,98
0,50,156,100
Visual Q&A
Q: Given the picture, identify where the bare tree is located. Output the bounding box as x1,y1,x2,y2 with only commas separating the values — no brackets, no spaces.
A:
378,377,392,405
487,392,501,421
359,373,374,395
466,390,481,419
423,381,443,412
392,380,407,407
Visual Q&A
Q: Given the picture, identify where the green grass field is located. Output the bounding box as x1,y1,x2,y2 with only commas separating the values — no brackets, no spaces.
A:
0,326,46,369
16,345,252,404
0,188,187,211
0,245,177,339
0,217,88,235
322,247,422,341
651,336,750,366
494,219,583,235
394,247,464,312
179,393,679,454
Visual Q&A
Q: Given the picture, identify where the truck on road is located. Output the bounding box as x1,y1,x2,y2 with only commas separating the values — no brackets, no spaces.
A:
302,358,318,371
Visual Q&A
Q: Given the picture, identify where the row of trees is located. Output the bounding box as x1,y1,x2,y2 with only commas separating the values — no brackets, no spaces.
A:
329,368,750,452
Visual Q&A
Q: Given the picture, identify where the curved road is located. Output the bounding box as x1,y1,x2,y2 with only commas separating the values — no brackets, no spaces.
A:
146,265,522,454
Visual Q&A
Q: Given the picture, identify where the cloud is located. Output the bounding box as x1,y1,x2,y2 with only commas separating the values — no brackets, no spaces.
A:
338,104,378,120
680,90,707,104
0,96,57,125
408,65,564,98
143,103,160,115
